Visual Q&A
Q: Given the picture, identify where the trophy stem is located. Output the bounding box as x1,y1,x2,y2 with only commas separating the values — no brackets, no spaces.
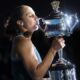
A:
58,48,63,60
58,48,71,64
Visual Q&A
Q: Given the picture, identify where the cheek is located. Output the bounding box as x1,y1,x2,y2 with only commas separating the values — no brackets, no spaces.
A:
25,19,35,27
23,19,37,32
24,21,35,31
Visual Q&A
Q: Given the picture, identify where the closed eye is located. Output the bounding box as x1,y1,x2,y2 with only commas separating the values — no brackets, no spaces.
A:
29,14,35,18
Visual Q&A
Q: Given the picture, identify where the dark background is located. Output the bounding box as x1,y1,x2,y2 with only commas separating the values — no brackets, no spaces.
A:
0,0,80,80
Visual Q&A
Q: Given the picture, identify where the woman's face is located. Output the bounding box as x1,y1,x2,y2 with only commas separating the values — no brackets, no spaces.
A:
21,6,38,33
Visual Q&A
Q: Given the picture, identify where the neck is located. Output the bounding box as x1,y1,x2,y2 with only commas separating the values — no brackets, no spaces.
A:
19,28,33,39
23,31,32,39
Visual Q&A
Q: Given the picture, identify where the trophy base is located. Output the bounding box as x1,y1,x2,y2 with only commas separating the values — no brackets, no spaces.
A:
50,59,77,80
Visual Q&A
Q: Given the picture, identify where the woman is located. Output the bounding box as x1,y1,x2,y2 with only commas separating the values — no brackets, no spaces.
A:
6,5,65,80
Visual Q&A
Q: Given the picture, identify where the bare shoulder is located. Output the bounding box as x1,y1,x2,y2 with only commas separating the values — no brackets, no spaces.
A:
14,35,31,45
13,36,33,54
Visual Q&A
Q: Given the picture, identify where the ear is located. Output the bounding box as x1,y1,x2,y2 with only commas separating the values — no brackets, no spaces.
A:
17,20,24,26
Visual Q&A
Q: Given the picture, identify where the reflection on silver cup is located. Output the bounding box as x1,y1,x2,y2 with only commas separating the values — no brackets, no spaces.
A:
37,13,79,37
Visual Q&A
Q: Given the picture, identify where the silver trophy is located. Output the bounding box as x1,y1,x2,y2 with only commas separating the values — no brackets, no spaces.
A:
37,1,79,79
47,1,79,80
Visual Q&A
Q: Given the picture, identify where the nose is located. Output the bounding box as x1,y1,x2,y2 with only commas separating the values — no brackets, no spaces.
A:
34,15,38,20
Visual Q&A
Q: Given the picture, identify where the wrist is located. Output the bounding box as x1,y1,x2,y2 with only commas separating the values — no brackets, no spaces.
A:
49,47,57,55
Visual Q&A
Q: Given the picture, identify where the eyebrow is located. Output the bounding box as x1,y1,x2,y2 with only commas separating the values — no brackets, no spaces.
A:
25,12,35,16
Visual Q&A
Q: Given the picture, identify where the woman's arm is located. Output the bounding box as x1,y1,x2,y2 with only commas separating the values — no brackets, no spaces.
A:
15,37,65,80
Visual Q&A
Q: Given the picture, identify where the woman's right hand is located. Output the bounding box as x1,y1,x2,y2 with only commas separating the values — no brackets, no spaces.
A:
50,37,65,52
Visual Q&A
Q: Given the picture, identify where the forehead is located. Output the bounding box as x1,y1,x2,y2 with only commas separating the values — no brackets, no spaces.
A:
21,6,35,15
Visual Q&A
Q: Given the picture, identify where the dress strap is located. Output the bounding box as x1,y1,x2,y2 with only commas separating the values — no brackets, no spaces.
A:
34,45,42,63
